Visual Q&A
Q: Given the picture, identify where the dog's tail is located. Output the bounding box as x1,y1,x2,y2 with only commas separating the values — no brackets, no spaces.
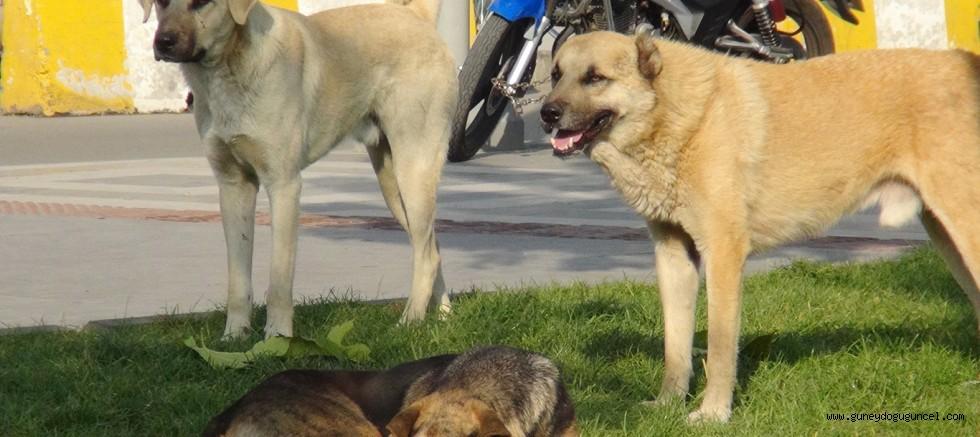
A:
387,0,441,23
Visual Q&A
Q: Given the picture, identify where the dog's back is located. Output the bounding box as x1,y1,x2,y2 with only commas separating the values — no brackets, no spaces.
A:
738,46,980,247
627,38,980,249
339,354,458,430
384,0,442,22
203,355,457,437
202,369,381,437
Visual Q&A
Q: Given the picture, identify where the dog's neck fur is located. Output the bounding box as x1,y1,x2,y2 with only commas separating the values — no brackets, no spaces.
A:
181,3,279,92
594,40,721,221
646,41,721,159
180,3,307,144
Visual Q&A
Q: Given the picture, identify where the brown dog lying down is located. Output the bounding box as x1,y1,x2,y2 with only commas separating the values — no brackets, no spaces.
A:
202,354,457,437
387,346,578,437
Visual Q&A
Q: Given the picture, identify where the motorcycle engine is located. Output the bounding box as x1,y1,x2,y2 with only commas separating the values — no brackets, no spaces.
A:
593,0,638,32
555,0,638,33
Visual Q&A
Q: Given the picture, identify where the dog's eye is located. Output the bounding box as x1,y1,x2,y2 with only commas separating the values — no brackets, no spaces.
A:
583,67,607,85
551,67,562,84
190,0,211,10
156,0,170,8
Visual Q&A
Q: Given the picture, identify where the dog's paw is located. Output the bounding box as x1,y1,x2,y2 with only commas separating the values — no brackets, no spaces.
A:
435,301,452,321
398,303,429,325
397,312,424,326
263,313,293,339
686,405,731,424
639,400,664,409
222,317,252,340
221,327,252,341
645,393,683,408
263,326,292,339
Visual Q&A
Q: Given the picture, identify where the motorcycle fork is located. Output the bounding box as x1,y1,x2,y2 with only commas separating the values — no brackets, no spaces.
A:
504,16,552,91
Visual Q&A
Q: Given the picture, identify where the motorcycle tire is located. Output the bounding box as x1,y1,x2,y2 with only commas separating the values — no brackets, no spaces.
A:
447,14,528,163
737,0,834,59
780,0,835,57
552,26,575,56
781,0,834,59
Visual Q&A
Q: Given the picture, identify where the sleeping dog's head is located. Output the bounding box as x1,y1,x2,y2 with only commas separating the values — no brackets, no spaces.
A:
138,0,263,64
386,393,511,437
541,27,662,157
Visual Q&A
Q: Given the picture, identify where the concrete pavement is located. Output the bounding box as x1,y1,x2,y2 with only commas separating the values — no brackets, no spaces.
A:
0,114,925,330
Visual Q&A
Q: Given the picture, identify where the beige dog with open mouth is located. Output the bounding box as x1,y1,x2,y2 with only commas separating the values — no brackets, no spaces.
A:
139,0,456,338
541,28,980,422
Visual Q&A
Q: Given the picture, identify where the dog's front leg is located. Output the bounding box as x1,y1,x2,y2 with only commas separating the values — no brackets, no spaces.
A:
648,221,700,404
211,159,260,339
688,232,749,423
264,177,302,338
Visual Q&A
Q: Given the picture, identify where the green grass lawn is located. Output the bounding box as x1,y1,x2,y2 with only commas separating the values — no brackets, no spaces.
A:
1,247,977,436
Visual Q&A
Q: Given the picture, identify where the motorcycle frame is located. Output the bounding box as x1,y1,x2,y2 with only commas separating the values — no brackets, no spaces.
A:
483,0,860,92
487,0,548,24
486,0,553,91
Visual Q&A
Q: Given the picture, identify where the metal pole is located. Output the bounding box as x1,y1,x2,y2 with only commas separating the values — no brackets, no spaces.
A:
436,0,470,69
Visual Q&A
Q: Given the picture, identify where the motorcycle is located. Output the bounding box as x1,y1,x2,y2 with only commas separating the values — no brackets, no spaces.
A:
447,0,863,162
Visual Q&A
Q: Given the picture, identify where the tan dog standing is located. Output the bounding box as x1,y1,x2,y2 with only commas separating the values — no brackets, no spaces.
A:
541,28,980,422
139,0,456,338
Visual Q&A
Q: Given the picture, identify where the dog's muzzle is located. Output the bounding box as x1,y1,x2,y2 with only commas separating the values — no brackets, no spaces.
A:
153,31,205,63
154,32,179,60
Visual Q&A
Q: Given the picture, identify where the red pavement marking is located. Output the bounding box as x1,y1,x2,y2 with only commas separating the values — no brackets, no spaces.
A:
0,200,922,250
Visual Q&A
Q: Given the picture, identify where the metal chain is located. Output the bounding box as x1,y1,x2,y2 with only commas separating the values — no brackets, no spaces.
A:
491,77,550,115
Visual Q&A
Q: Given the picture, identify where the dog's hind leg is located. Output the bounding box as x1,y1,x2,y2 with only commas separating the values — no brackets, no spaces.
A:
912,103,980,335
921,208,980,336
209,149,260,339
366,136,449,321
366,137,409,229
911,132,980,336
384,130,448,323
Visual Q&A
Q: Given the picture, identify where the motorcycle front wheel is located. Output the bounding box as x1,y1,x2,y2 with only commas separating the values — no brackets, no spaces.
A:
447,14,531,163
739,0,834,58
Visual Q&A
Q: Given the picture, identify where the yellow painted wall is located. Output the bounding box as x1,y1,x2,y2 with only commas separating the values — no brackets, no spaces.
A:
469,0,477,46
945,0,980,52
1,0,133,115
0,0,969,115
821,1,878,52
263,0,299,11
0,0,297,116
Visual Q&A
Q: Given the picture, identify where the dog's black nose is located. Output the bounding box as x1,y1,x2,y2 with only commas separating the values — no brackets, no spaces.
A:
540,102,563,124
154,32,178,54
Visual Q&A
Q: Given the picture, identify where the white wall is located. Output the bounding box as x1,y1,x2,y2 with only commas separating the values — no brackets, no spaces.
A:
123,0,188,113
123,0,383,113
299,0,382,15
874,0,949,50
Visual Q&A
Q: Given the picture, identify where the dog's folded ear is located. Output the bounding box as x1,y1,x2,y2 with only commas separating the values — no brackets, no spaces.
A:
635,29,663,80
138,0,154,23
472,402,511,437
634,23,655,36
386,404,421,437
229,0,259,25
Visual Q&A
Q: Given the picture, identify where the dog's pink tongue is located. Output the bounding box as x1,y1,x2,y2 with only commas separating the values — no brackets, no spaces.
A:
550,132,583,152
